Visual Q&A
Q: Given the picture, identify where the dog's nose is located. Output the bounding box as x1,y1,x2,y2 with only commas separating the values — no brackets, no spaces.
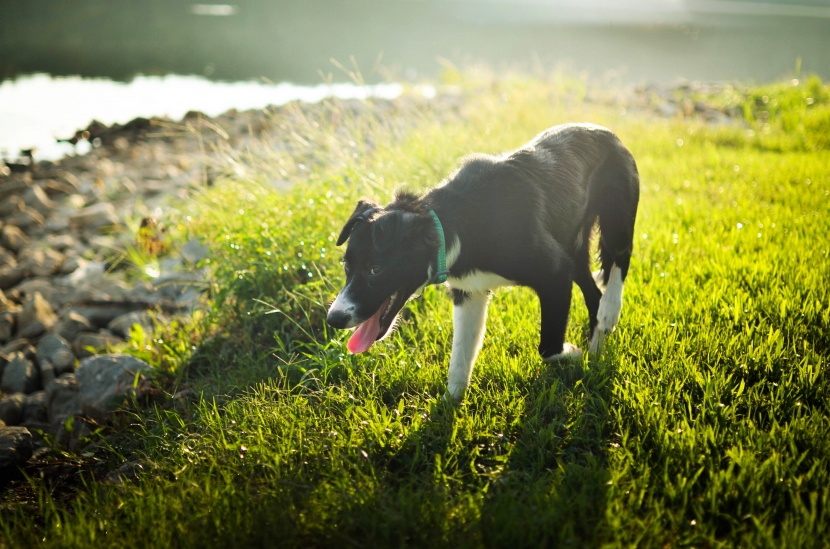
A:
326,309,351,329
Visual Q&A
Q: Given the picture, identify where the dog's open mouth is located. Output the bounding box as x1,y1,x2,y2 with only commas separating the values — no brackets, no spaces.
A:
347,292,405,354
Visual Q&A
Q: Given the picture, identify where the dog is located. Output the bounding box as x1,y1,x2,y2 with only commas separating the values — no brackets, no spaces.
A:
327,123,639,400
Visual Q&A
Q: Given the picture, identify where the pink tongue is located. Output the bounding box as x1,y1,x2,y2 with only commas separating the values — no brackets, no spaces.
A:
347,301,386,354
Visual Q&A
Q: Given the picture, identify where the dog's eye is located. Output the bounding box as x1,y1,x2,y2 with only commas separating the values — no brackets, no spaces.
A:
369,265,383,276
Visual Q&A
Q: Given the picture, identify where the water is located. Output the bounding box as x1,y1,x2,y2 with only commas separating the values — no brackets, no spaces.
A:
0,75,404,160
2,0,828,160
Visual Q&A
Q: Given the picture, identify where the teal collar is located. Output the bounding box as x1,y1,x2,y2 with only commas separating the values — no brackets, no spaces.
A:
427,209,449,284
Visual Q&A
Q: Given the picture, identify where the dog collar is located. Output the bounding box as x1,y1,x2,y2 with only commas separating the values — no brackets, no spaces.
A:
427,209,449,284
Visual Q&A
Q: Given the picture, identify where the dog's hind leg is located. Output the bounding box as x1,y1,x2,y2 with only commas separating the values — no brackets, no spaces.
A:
573,229,602,347
590,154,639,352
536,268,581,362
446,290,489,401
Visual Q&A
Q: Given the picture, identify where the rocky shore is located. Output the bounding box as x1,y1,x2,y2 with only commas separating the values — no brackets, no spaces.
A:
0,80,741,477
0,90,474,476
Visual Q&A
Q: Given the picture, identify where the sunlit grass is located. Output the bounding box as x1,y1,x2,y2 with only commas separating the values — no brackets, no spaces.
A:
1,71,828,548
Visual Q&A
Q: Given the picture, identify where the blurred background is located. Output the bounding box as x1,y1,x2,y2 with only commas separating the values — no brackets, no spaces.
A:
2,0,829,159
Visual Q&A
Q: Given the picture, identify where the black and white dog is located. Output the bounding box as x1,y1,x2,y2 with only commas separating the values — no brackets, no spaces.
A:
327,123,639,400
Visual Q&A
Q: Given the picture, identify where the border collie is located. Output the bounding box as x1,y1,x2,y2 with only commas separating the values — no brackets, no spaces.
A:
327,123,639,400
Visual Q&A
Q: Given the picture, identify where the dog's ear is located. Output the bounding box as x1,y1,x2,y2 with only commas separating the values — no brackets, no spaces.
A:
372,210,421,253
336,199,380,246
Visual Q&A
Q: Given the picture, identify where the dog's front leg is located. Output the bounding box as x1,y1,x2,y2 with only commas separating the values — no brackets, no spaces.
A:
446,290,489,400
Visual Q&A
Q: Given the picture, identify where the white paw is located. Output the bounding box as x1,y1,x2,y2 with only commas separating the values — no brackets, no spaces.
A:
543,343,582,363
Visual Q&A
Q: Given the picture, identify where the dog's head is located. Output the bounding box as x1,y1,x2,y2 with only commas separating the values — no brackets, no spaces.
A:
327,196,437,353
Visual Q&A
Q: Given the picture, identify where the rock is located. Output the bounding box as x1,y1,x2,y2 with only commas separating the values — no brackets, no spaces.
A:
62,261,106,289
6,208,45,232
1,224,30,253
0,178,27,202
0,194,24,217
0,394,26,425
0,339,36,361
1,352,40,394
55,416,93,451
0,265,24,291
36,334,75,374
16,291,57,338
69,305,134,330
69,202,119,231
181,238,210,265
44,233,78,252
44,174,80,196
0,248,16,271
39,362,57,387
108,311,155,338
0,250,24,291
49,311,94,341
0,426,33,470
75,354,151,423
21,185,55,215
72,332,123,357
0,311,14,343
46,373,81,423
22,391,48,424
104,460,145,485
18,247,65,277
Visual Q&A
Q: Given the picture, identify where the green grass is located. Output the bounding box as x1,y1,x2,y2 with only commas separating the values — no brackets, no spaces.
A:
2,71,829,548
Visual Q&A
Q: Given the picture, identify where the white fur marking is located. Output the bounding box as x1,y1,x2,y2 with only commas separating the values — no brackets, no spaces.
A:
328,289,359,328
446,292,489,400
592,264,624,353
448,270,513,294
543,342,582,363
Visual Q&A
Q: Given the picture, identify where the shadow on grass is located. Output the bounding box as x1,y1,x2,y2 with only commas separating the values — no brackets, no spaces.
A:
477,356,616,547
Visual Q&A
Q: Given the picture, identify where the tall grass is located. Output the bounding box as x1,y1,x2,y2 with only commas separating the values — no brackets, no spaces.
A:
1,71,828,548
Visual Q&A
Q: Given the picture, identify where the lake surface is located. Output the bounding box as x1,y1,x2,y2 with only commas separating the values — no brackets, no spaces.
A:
2,0,829,160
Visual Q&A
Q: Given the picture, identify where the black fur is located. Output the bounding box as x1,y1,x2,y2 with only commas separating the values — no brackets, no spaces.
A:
329,123,639,364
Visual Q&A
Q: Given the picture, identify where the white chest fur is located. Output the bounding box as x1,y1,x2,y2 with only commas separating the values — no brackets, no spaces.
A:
447,270,513,293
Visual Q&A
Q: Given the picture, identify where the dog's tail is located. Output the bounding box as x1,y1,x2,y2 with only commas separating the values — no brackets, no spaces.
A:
585,141,640,286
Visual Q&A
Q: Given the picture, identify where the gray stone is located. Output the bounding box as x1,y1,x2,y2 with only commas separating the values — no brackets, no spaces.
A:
46,373,80,423
39,362,57,387
16,292,57,338
0,426,33,470
69,202,119,230
0,311,14,343
1,352,40,394
181,238,210,264
18,247,65,277
0,224,29,253
75,354,152,422
73,332,123,357
55,416,93,451
0,178,27,202
0,266,24,291
49,311,94,342
45,233,77,252
36,334,75,374
6,208,45,232
22,391,48,424
69,305,133,329
0,194,24,217
0,248,16,270
21,185,55,215
8,278,74,310
0,339,36,361
107,311,155,338
0,394,25,425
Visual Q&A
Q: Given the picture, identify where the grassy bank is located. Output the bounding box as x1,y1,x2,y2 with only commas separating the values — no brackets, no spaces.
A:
2,71,829,547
